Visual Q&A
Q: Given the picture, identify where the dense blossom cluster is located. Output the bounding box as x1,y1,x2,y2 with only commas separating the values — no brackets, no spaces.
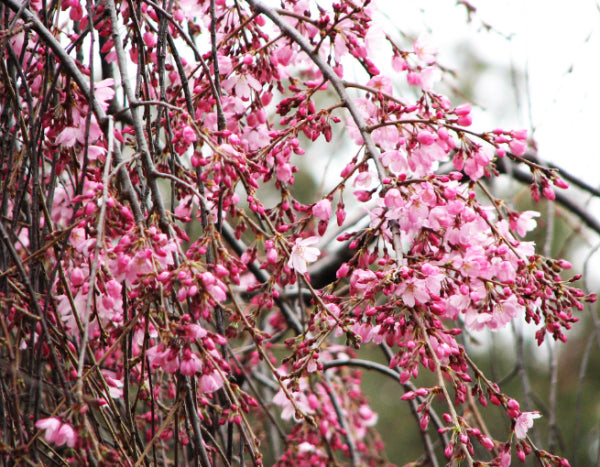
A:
0,0,594,465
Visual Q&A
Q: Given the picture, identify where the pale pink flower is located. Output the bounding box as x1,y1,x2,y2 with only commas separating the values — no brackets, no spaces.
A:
272,386,314,421
465,295,523,332
102,370,124,399
179,349,203,376
94,79,115,112
276,163,293,183
183,323,208,341
384,188,403,208
397,278,430,307
222,73,262,100
200,272,227,302
514,411,541,439
414,35,438,63
350,269,377,292
55,127,79,148
198,371,224,393
216,54,233,75
146,344,180,374
367,75,393,94
512,211,540,237
509,139,527,156
85,145,106,162
275,45,294,66
461,148,488,180
312,199,332,222
287,237,320,274
358,404,378,427
381,150,408,174
35,417,77,448
417,130,436,146
130,249,155,278
408,67,441,92
372,125,401,150
353,171,375,188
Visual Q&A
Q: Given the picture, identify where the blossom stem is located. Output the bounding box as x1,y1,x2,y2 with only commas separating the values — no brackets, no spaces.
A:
414,313,474,466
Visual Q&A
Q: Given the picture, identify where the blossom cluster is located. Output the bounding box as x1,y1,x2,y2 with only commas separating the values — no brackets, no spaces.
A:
0,0,593,465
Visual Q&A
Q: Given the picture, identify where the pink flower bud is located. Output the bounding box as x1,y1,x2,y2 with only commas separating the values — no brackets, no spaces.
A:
512,129,528,140
553,177,569,189
557,259,572,269
457,115,472,126
542,184,556,200
70,267,85,286
340,162,355,178
336,263,350,279
508,139,527,156
455,103,471,116
143,32,157,48
312,199,332,222
417,131,436,145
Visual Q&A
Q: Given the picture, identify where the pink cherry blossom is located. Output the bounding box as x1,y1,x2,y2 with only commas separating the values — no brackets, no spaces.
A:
514,411,542,439
413,35,438,63
288,237,320,274
198,371,224,393
93,79,115,111
312,199,332,222
2,1,592,465
276,163,293,183
511,211,540,237
350,269,377,292
396,277,430,307
35,418,77,448
509,139,527,156
381,150,408,174
272,386,315,422
200,272,228,302
179,349,203,376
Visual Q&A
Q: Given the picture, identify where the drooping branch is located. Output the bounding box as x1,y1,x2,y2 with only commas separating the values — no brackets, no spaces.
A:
245,0,386,177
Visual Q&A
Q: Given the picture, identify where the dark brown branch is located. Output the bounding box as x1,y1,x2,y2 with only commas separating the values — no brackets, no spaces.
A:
496,158,600,236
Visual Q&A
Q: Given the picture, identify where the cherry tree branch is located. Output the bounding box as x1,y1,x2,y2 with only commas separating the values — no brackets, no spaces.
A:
245,0,386,177
105,0,171,232
1,0,144,224
496,158,600,236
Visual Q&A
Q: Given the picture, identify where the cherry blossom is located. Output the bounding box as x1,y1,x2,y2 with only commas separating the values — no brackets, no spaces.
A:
514,411,542,440
0,0,594,465
35,418,77,448
287,237,320,274
312,199,332,222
